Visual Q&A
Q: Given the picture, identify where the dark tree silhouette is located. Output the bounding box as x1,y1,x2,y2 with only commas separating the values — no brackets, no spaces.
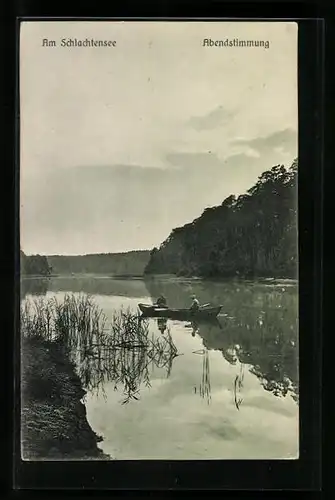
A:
145,159,298,279
47,250,150,276
21,250,52,276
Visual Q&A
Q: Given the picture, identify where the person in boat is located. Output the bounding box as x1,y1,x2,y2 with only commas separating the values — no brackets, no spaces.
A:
155,294,168,308
190,294,200,312
191,320,199,336
157,317,168,334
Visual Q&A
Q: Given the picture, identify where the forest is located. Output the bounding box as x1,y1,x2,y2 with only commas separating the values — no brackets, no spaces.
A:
47,251,150,276
21,250,52,276
144,159,298,279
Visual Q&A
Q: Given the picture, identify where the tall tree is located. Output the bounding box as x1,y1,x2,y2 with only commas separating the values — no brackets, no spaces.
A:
145,159,298,279
21,250,52,276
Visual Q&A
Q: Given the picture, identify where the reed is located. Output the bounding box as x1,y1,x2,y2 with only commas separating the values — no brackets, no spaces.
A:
76,313,179,405
21,295,180,405
233,363,245,410
21,294,107,348
199,349,211,405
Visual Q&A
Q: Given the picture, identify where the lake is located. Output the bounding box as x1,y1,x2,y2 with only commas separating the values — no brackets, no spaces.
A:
21,275,299,460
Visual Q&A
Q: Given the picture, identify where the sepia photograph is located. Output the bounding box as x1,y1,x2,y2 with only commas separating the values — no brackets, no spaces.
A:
19,20,298,461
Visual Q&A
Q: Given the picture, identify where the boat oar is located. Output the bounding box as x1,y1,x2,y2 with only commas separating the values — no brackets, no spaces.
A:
200,303,211,308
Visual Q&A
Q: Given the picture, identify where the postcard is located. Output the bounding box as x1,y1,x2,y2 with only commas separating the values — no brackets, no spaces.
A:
20,20,298,461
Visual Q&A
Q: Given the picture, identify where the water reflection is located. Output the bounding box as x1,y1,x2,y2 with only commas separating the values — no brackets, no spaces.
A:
196,317,297,402
21,278,49,299
73,314,297,408
199,349,211,405
75,320,180,405
22,276,298,405
48,276,148,298
233,363,245,410
75,320,216,407
157,318,168,334
145,280,298,403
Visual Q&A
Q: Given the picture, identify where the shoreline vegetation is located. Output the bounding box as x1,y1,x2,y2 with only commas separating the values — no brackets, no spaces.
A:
21,160,298,282
20,295,115,460
19,271,298,285
20,161,298,457
46,251,150,277
21,273,145,280
21,274,298,285
20,251,52,277
144,160,298,279
20,294,180,459
20,290,298,459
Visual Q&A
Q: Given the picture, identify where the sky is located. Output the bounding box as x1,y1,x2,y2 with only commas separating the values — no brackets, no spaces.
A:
20,21,298,255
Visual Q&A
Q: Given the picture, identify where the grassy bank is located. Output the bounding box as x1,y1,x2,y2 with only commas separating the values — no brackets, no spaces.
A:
20,294,179,459
20,294,180,459
21,335,110,460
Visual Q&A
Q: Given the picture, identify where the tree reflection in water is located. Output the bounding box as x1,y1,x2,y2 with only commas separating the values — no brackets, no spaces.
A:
72,310,299,408
21,278,49,299
186,316,298,407
145,279,299,404
22,290,298,411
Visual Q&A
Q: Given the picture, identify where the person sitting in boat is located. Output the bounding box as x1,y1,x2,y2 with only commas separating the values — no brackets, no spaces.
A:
157,317,168,334
190,294,200,312
155,294,168,308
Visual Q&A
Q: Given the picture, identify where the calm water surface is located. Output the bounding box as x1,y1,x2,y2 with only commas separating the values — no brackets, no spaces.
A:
21,276,299,460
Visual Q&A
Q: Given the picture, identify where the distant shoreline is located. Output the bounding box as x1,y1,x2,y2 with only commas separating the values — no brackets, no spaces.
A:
21,273,144,280
20,273,298,285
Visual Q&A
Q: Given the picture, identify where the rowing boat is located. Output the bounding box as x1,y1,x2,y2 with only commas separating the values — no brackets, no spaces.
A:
138,303,222,319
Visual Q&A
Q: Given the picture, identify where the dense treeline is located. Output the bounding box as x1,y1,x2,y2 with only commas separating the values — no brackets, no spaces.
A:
145,159,298,279
47,250,150,276
21,250,52,276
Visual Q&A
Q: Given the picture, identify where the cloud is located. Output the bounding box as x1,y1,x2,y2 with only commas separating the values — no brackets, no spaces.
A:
21,162,236,254
165,152,224,169
21,127,298,254
187,106,236,131
231,128,297,156
166,128,297,173
245,148,261,158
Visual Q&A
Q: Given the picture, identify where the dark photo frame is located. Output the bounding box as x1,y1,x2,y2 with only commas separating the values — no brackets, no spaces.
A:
5,5,324,493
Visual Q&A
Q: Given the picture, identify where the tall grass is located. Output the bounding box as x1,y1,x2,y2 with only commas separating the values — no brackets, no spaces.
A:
76,309,179,404
21,294,107,347
21,294,180,404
